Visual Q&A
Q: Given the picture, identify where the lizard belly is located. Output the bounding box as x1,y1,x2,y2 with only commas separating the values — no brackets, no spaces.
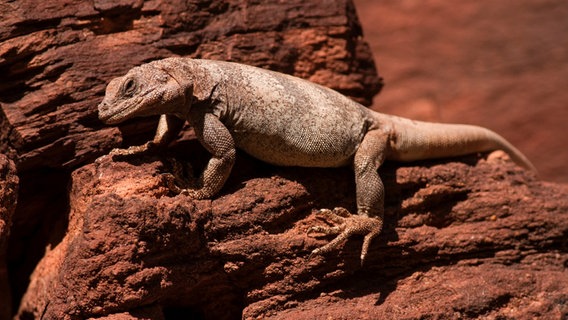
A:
230,112,368,168
234,131,359,167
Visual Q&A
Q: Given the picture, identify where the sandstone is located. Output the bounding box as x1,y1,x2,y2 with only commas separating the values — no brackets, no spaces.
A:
16,149,568,319
0,0,380,173
0,154,18,319
354,0,568,183
3,1,568,319
0,0,381,316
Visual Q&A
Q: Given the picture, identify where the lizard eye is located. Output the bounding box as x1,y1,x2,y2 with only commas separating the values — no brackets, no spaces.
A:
123,78,137,96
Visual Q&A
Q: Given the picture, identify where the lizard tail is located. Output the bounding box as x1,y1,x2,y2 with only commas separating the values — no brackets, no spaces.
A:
386,116,536,172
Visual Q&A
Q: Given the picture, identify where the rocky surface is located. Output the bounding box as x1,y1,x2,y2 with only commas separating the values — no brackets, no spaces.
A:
17,148,568,319
3,0,568,319
0,0,381,316
0,154,18,320
354,0,568,183
0,0,380,172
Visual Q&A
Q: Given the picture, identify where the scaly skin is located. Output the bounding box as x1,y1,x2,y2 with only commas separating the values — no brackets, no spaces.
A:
98,58,535,263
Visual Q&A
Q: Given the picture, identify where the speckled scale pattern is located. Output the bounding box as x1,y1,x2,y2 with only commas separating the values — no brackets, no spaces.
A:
184,59,373,168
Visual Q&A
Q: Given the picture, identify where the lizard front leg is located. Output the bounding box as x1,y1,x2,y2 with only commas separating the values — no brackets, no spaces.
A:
109,114,184,157
174,112,236,199
309,129,388,264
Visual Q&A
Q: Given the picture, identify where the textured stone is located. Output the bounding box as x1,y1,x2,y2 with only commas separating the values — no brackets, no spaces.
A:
0,0,381,316
17,149,568,319
354,0,568,183
0,0,381,172
0,154,18,319
5,1,568,319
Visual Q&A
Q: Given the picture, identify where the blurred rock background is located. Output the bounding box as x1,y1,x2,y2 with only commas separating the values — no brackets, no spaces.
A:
354,0,568,183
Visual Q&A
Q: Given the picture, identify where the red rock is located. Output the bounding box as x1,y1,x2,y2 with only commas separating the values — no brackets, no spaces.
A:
4,1,568,319
0,0,380,172
354,0,568,183
16,150,568,319
0,0,381,317
0,154,18,319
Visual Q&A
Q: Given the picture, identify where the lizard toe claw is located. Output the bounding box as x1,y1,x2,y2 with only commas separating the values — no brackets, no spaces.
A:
175,187,207,199
161,176,197,197
161,173,183,193
108,148,130,157
308,208,348,237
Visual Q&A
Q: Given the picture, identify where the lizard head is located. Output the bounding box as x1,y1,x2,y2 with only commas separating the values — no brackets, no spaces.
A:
98,62,187,125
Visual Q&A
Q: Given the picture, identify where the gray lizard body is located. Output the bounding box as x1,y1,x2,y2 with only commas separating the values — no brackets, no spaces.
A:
98,58,535,262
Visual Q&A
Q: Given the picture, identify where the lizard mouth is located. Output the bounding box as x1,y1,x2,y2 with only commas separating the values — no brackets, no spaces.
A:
98,100,140,125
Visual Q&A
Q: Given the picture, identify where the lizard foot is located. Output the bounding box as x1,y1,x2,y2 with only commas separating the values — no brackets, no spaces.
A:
96,141,156,164
108,141,157,158
163,180,206,199
161,158,210,199
308,207,383,265
162,173,206,198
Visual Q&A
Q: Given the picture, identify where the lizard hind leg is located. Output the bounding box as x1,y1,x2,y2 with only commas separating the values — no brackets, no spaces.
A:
308,129,388,264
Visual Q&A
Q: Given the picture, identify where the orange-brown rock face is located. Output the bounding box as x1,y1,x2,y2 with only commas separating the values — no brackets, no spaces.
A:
17,149,568,319
1,0,380,172
354,0,568,183
2,1,567,319
0,154,18,319
0,0,381,318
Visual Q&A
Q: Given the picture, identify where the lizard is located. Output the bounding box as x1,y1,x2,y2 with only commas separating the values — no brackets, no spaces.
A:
97,57,536,263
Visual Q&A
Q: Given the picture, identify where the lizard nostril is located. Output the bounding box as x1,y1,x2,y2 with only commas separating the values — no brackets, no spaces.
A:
97,103,110,120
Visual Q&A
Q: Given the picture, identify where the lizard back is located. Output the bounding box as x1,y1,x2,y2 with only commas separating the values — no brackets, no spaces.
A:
184,59,374,168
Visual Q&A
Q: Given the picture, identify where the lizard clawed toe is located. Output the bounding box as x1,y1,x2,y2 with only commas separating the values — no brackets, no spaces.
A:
308,207,383,265
307,208,348,236
161,172,183,193
159,158,204,197
108,141,157,159
161,172,204,198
